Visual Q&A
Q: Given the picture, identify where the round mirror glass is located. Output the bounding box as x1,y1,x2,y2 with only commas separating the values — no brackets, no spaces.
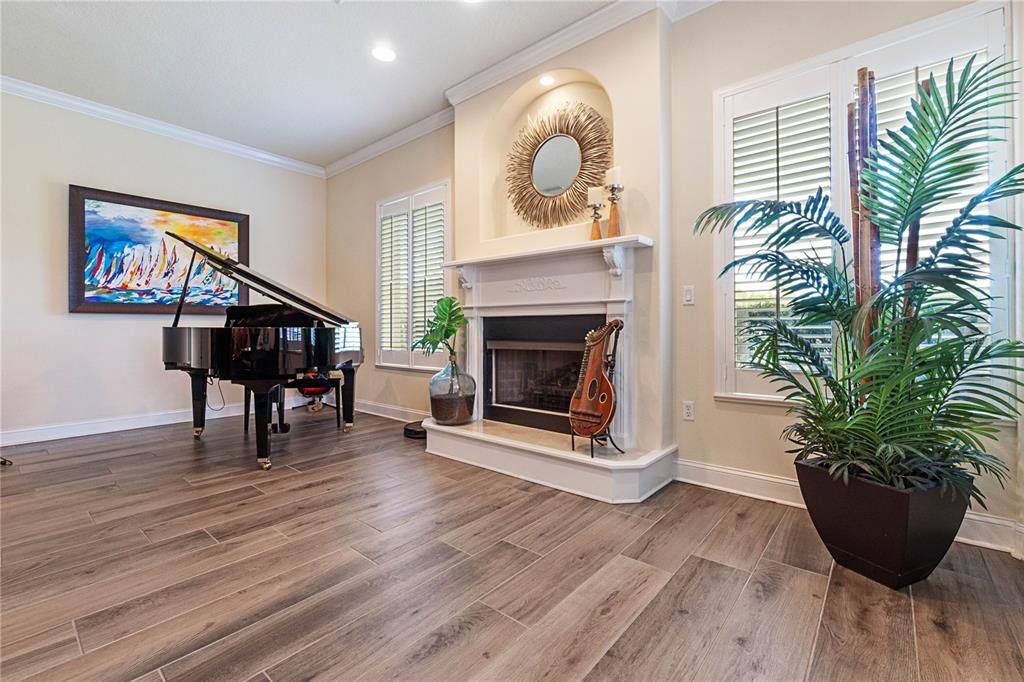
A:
531,135,582,197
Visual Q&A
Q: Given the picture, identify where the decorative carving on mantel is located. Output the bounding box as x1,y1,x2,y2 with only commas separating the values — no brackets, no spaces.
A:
456,267,474,289
507,277,566,294
602,245,624,278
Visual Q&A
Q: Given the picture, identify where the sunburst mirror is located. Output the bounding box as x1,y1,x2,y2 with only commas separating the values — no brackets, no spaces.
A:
505,102,612,229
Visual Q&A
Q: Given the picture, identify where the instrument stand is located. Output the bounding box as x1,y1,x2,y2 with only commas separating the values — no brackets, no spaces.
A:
571,429,626,458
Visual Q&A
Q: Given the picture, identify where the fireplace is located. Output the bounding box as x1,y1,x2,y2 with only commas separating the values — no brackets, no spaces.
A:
483,314,606,432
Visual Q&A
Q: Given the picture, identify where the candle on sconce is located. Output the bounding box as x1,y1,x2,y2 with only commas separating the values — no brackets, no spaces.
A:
605,167,623,238
587,186,604,241
605,166,622,188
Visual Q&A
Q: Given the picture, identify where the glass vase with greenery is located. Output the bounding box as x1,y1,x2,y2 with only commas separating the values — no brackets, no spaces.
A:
694,57,1024,509
413,296,476,425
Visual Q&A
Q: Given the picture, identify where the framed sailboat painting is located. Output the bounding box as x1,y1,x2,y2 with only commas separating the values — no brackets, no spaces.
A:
68,185,249,314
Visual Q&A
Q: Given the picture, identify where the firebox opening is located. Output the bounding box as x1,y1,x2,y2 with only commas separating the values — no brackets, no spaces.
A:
483,314,606,433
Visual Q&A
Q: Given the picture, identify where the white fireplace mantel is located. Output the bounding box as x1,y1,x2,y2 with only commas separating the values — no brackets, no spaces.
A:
444,234,653,270
424,232,672,504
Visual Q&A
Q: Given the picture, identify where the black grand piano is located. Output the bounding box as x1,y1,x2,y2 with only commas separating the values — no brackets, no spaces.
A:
161,232,362,470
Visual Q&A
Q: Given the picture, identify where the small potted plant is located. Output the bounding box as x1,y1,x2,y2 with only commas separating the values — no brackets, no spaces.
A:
413,296,476,425
694,57,1024,588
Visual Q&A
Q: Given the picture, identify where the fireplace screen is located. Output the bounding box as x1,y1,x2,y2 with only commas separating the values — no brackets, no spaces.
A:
483,314,605,432
488,341,582,416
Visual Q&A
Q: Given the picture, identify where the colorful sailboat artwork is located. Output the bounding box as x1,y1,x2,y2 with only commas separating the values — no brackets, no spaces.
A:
81,199,241,307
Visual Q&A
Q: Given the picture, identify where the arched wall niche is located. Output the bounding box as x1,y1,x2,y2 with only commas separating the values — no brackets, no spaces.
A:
480,68,614,241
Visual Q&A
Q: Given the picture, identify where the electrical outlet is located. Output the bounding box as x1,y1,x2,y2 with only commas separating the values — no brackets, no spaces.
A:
683,285,695,306
682,401,695,421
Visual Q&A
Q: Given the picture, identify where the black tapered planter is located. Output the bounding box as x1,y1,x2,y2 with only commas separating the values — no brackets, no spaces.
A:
795,460,968,589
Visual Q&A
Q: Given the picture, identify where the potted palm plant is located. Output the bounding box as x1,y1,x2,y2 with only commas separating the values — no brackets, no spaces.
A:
413,296,476,425
695,57,1024,588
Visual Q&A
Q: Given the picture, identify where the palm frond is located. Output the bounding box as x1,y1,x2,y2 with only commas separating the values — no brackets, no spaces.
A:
694,188,850,247
860,57,1016,246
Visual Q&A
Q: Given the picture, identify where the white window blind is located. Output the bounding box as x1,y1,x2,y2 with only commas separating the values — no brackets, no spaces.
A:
411,201,446,342
731,94,833,366
376,183,449,369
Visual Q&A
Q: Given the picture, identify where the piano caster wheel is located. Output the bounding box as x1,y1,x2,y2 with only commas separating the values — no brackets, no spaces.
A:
258,459,272,470
343,422,354,433
192,427,203,439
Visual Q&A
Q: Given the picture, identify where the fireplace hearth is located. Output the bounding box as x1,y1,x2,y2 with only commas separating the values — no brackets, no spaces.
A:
483,314,605,432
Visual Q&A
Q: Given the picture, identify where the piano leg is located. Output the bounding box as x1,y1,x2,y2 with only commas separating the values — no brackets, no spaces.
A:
252,388,274,470
273,386,290,434
188,370,208,439
332,379,341,429
244,388,250,433
341,366,355,432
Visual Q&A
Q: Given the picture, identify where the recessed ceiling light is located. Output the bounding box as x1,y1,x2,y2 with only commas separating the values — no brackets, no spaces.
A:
539,75,555,87
372,43,396,62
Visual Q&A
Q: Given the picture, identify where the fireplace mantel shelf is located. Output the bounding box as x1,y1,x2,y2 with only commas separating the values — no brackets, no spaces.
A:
443,234,653,269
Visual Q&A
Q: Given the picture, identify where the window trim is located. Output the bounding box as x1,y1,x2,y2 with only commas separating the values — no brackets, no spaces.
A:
374,179,452,372
711,3,1014,402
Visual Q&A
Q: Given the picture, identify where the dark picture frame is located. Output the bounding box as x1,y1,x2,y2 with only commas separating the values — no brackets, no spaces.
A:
68,185,249,314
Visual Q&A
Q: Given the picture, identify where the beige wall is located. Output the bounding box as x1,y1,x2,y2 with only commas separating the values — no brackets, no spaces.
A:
1,93,326,437
671,0,1018,520
324,124,455,416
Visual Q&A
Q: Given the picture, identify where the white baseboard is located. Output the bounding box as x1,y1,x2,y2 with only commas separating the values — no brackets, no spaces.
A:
354,399,430,424
676,457,1019,555
0,395,308,447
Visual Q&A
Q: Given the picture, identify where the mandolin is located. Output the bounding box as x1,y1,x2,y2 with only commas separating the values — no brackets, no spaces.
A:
568,319,623,437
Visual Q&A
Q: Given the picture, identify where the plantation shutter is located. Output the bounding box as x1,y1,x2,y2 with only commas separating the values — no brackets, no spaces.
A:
378,197,410,365
376,184,448,369
871,51,989,289
731,94,833,366
411,187,447,348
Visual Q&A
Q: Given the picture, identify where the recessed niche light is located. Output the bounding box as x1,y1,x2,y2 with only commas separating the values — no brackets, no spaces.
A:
372,43,396,62
539,75,555,87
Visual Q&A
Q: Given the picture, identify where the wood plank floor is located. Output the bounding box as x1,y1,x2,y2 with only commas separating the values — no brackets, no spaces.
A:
1,411,1022,681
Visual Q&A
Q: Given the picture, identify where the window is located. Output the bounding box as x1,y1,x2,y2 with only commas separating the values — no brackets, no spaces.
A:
714,6,1010,400
376,182,449,369
732,94,833,366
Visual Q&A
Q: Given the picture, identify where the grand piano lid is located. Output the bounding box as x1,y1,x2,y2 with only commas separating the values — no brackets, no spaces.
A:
165,232,355,327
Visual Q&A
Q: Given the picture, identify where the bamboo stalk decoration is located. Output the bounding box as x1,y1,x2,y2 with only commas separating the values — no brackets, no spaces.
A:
847,101,861,304
905,71,925,275
903,73,927,319
851,66,881,352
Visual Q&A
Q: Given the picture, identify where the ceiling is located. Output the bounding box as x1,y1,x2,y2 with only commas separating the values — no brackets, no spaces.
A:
0,1,614,167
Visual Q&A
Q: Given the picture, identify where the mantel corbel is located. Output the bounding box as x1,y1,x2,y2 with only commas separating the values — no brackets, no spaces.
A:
602,245,624,278
456,266,474,289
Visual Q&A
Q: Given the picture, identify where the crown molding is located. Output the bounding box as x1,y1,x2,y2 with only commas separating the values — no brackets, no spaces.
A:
444,1,657,107
1,76,326,178
325,107,454,177
657,1,717,23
